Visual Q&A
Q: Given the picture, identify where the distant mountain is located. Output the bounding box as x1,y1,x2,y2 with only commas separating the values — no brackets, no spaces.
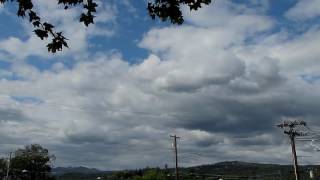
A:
193,160,282,169
214,161,274,166
52,166,109,175
182,161,319,179
52,161,320,180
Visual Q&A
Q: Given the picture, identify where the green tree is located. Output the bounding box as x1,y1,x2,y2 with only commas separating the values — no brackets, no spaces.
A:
0,158,7,179
10,144,56,180
0,0,212,53
133,169,168,180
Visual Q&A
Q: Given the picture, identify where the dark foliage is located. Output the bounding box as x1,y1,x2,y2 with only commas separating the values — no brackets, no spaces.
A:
0,0,97,53
10,144,56,180
0,158,6,178
148,0,211,24
0,0,211,53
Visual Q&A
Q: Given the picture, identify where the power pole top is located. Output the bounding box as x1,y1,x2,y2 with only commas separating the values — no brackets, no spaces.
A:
277,120,307,129
277,119,308,180
170,135,181,138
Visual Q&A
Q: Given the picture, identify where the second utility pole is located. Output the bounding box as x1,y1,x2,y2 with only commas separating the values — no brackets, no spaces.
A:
170,135,180,180
6,152,12,180
277,120,307,180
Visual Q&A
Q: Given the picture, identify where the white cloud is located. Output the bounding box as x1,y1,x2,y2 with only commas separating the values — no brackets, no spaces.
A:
183,0,274,33
286,0,320,20
120,0,137,14
0,4,3,13
236,27,320,75
0,0,117,60
138,1,274,92
0,69,12,78
0,36,49,60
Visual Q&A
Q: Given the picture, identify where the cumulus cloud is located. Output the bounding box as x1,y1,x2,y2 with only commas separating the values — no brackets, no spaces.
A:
139,27,246,92
0,36,49,60
0,0,117,60
0,0,320,170
286,0,320,20
237,27,320,75
0,4,3,13
183,0,274,32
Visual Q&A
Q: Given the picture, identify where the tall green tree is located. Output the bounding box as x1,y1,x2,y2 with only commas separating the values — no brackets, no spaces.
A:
0,0,212,53
10,144,56,180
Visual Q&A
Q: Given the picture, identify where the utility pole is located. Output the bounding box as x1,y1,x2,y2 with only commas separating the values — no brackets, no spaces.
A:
170,135,180,180
277,119,307,180
5,152,12,180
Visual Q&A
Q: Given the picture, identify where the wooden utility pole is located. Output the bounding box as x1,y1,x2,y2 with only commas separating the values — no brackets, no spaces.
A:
6,152,12,180
277,119,307,180
289,131,299,180
170,135,180,180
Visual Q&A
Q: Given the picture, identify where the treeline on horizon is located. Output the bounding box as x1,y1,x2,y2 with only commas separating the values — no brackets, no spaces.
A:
1,144,319,180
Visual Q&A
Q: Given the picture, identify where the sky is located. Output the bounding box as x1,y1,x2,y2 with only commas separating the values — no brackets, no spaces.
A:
1,0,320,170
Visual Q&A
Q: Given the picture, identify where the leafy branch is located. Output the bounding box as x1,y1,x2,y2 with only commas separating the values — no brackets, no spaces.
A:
0,0,212,53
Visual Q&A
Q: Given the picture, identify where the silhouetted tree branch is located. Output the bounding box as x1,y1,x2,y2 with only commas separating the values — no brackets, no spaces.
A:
0,0,212,53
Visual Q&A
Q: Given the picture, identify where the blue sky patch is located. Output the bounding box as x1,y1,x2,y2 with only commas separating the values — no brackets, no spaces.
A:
11,95,44,104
